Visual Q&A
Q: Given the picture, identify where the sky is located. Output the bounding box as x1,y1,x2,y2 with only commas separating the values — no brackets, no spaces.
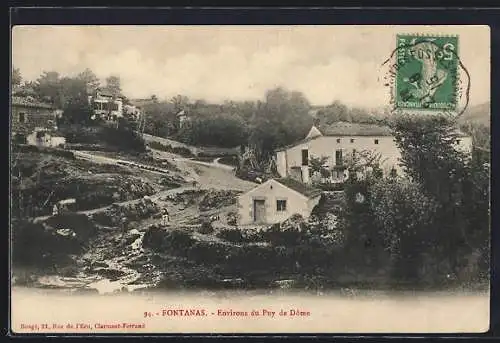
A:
12,25,491,108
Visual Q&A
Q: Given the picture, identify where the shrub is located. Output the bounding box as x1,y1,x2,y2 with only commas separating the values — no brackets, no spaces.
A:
11,145,75,159
11,215,96,268
142,227,195,254
216,228,246,243
59,124,146,152
318,182,344,191
217,155,239,167
198,221,214,234
148,141,194,157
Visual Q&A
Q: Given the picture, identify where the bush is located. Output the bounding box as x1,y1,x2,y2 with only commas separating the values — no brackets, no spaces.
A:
142,227,195,254
226,211,238,226
12,145,75,159
11,215,96,268
148,141,194,157
318,182,344,191
12,133,27,144
198,221,214,234
216,228,246,243
172,146,193,157
59,124,146,152
101,125,146,152
217,155,239,167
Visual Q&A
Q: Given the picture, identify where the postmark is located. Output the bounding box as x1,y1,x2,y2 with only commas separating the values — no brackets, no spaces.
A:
379,33,470,118
395,34,459,111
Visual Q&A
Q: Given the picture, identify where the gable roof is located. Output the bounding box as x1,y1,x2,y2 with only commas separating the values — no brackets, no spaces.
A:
12,96,55,109
318,122,393,136
305,125,323,139
274,178,322,199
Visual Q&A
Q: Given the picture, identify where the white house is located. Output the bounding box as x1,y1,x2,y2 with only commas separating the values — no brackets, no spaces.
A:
26,128,66,148
88,89,123,121
237,178,322,226
275,122,472,184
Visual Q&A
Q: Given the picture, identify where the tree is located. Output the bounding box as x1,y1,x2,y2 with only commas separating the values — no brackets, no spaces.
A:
105,75,122,96
77,68,100,94
12,67,22,88
389,114,489,278
309,156,330,181
177,113,248,148
170,95,190,112
34,71,62,106
59,78,92,125
370,178,439,281
250,87,313,160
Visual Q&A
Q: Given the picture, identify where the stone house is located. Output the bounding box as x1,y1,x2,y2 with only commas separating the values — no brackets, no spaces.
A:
237,178,322,225
11,96,58,141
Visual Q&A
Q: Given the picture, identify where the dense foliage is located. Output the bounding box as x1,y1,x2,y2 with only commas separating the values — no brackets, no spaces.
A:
336,114,490,286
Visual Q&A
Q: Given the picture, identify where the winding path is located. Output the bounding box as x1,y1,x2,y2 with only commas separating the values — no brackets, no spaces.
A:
33,149,254,223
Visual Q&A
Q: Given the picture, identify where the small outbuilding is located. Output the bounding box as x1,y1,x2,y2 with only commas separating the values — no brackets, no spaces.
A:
237,178,322,226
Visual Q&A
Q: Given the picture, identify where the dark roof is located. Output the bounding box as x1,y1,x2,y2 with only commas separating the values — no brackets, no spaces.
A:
12,96,55,109
275,121,471,152
318,122,393,136
275,122,392,152
96,88,124,98
274,178,322,198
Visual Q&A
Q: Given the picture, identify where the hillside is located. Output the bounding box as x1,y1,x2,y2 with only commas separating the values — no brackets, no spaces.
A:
459,102,490,127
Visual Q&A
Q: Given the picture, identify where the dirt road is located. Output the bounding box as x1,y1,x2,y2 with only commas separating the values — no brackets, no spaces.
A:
149,148,255,191
33,149,255,223
32,186,199,223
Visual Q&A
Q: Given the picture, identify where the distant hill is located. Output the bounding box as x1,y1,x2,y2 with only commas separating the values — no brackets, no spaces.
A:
459,102,490,127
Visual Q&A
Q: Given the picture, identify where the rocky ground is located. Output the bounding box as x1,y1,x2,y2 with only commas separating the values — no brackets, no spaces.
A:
14,147,485,295
11,147,262,293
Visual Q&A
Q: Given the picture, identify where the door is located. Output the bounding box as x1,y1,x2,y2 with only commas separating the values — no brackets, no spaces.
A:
335,149,343,166
253,199,266,223
301,149,309,166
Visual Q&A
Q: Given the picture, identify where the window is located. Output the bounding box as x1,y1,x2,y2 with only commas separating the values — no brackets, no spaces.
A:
456,139,461,144
350,138,355,143
112,103,119,111
336,138,341,143
335,149,343,166
352,149,357,157
374,139,379,145
276,200,287,212
18,112,26,123
301,149,309,166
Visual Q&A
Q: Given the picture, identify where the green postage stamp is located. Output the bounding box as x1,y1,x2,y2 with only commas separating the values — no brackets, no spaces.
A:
395,34,459,111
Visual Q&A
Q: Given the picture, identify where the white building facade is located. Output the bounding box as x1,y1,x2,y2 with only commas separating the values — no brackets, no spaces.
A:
237,178,322,225
88,89,123,121
275,122,473,184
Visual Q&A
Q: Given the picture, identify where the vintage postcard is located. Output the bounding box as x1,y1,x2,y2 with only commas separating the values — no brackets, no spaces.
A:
10,25,491,334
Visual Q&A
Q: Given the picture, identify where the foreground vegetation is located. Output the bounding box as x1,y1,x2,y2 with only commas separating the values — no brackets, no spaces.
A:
11,67,490,291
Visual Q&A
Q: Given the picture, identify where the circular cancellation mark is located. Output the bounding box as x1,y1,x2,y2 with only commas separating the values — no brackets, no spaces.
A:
378,33,471,120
